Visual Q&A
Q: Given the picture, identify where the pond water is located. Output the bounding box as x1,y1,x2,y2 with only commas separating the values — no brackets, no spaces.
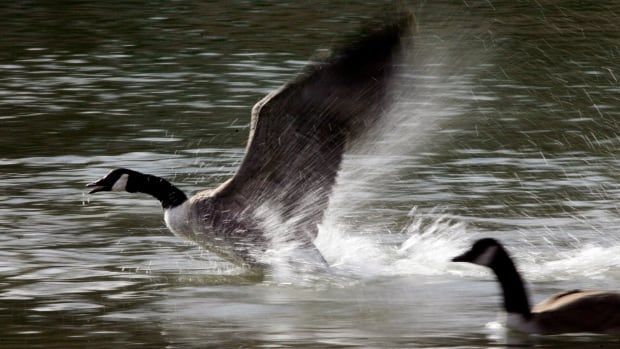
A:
1,1,620,348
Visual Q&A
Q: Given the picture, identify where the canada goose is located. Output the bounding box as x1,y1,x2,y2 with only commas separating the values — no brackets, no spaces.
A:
87,15,412,268
452,238,620,334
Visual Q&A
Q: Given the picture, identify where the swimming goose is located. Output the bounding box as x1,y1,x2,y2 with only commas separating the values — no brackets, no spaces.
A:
87,15,412,267
452,238,620,334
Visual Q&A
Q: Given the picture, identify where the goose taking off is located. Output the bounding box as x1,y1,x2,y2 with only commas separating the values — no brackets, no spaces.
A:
453,238,620,334
87,15,412,267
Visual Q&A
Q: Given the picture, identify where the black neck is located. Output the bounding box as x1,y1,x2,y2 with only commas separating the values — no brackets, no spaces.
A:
489,248,532,318
132,173,187,209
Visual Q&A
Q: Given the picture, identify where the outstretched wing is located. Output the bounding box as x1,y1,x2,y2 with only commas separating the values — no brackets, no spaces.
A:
213,16,411,242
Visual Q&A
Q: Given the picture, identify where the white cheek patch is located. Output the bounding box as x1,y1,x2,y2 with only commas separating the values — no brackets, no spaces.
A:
111,174,129,192
473,245,498,266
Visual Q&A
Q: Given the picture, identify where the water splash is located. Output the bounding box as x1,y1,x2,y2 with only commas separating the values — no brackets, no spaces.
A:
252,201,471,284
253,203,334,284
316,208,470,278
518,241,620,282
276,35,482,282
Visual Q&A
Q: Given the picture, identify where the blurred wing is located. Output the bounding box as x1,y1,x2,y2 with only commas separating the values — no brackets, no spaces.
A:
215,16,411,240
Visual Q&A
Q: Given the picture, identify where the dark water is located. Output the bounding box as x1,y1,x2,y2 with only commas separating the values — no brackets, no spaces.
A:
2,1,620,348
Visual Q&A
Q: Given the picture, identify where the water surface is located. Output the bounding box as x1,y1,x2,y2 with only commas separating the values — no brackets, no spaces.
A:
2,1,620,348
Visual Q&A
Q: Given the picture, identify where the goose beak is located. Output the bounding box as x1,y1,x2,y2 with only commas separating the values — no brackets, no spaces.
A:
86,180,106,194
451,252,470,263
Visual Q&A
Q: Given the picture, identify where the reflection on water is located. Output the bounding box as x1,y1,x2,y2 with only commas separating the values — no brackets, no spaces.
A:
1,1,620,348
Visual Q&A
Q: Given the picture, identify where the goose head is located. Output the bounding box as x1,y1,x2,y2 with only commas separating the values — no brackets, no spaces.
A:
86,168,139,194
452,238,502,267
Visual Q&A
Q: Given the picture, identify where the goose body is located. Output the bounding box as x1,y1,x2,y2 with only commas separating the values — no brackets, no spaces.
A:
87,16,411,267
453,238,620,335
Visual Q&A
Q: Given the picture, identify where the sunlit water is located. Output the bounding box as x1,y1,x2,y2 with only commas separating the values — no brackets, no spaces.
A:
2,1,620,348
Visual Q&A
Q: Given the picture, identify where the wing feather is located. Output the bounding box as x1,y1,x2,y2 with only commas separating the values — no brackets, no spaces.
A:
213,15,412,241
534,291,620,334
